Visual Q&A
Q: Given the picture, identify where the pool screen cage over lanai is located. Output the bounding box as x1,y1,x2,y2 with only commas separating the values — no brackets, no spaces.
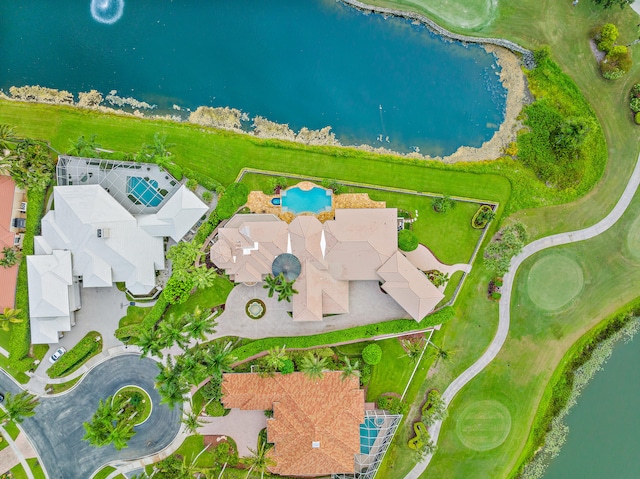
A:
333,410,402,479
56,156,182,215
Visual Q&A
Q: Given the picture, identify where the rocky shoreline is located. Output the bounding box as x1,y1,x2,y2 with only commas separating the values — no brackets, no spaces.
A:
1,2,534,164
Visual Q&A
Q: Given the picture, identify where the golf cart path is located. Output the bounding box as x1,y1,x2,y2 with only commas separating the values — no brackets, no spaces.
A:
406,152,640,478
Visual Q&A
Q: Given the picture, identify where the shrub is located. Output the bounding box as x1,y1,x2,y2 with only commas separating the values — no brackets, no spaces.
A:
216,182,249,219
360,364,372,385
193,210,220,244
164,276,194,304
398,229,419,252
182,167,222,191
205,400,229,417
377,395,408,414
47,332,102,378
431,195,455,213
472,205,496,229
635,112,640,125
362,344,383,365
600,23,619,43
321,178,346,194
186,178,198,191
267,176,288,193
280,359,295,375
155,158,183,181
484,222,529,276
202,190,213,203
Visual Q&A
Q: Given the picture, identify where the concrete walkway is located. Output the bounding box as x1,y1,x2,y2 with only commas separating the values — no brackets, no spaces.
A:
197,408,267,457
0,429,37,479
406,153,640,478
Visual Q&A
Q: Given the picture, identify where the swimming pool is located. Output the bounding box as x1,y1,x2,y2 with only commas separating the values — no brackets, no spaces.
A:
281,186,332,215
127,176,163,207
360,417,381,454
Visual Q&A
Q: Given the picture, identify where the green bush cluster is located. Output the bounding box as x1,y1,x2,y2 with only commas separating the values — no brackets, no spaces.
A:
362,344,383,365
47,332,102,378
518,47,606,190
183,167,223,191
232,307,454,362
155,157,183,181
408,421,430,450
216,182,249,220
472,205,496,229
377,395,409,415
594,23,631,80
193,210,221,245
360,363,372,385
421,390,447,426
164,276,194,304
398,229,419,252
10,189,46,370
483,222,529,276
629,84,640,124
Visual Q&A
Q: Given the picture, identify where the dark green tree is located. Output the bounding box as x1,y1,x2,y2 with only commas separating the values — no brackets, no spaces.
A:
2,391,39,424
593,0,632,8
299,352,328,380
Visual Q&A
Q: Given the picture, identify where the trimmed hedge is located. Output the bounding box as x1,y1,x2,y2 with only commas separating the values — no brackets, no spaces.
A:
398,229,419,252
156,158,183,181
183,167,222,191
231,307,454,362
216,183,249,220
115,292,170,342
46,332,102,378
10,188,46,370
362,344,383,365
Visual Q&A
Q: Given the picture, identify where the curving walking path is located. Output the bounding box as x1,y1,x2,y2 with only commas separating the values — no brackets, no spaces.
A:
406,152,640,478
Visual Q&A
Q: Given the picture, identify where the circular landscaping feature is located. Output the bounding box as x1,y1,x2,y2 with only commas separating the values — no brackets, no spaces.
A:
114,385,152,426
625,214,640,262
455,400,511,451
527,253,584,312
246,299,266,319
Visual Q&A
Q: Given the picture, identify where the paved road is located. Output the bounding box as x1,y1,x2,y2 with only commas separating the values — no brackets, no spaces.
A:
406,153,640,478
1,355,181,479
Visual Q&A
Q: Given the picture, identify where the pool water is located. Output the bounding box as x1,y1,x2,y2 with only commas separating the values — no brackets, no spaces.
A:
127,177,163,207
281,186,332,215
360,417,381,454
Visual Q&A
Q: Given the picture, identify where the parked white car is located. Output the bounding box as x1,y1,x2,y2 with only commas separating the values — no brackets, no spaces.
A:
48,347,67,364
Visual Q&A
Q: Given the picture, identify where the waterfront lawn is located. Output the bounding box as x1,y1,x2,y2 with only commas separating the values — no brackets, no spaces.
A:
426,193,640,478
164,275,234,319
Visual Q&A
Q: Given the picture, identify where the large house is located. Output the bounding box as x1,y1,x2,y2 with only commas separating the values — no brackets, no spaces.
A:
211,205,444,322
27,159,208,344
222,372,365,477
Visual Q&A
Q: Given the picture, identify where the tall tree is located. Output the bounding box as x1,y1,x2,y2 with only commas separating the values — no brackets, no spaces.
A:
190,265,217,290
2,391,38,424
262,274,280,299
204,341,237,378
340,356,360,381
401,339,425,364
262,346,287,373
136,327,163,358
181,402,208,434
155,355,190,409
183,307,217,342
299,352,327,381
243,442,276,479
10,139,55,192
0,308,23,332
68,134,101,157
0,124,20,152
158,314,189,351
0,247,21,268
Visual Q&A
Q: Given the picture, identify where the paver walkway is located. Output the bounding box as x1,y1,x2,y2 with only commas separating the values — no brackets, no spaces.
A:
406,153,640,478
0,430,37,478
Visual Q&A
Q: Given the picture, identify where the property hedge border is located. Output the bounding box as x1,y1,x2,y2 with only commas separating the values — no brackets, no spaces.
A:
9,188,46,371
232,307,454,362
183,167,222,191
46,331,102,378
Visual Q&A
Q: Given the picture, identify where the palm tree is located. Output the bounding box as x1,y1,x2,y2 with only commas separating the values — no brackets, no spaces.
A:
276,276,298,303
2,391,39,424
299,352,328,381
262,346,287,373
158,314,189,350
262,274,280,298
191,265,217,290
137,327,162,358
0,247,21,268
110,419,136,450
155,355,190,409
181,404,208,434
243,442,276,479
401,339,425,364
0,308,23,332
204,341,237,378
183,307,217,342
0,124,20,152
176,350,207,386
427,339,452,365
340,356,360,381
83,417,111,447
67,134,100,157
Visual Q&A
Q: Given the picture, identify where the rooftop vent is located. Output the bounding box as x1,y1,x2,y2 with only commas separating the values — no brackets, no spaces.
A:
96,228,110,239
312,441,320,449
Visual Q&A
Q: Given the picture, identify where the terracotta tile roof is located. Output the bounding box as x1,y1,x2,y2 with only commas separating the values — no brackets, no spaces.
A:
0,176,18,309
222,371,364,476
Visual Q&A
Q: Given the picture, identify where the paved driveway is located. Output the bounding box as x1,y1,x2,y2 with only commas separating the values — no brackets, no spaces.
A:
1,355,181,479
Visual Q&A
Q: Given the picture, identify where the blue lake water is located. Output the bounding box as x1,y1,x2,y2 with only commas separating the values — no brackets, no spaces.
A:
544,336,640,478
0,0,506,154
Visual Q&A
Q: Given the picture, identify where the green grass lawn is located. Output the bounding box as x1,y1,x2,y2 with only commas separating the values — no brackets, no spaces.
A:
366,338,417,401
9,463,27,479
164,275,234,319
26,458,46,479
92,466,116,479
45,376,81,394
118,305,151,328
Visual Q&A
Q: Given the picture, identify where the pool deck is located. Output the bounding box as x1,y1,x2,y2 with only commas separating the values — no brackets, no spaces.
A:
246,182,385,223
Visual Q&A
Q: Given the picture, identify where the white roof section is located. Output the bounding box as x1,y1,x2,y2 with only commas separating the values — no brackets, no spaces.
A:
39,185,165,295
138,185,208,241
27,250,73,344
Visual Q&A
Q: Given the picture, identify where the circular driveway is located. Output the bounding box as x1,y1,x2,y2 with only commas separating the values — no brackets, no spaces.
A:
0,355,181,479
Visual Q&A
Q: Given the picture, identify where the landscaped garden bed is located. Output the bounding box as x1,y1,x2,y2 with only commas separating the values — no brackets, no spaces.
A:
46,331,102,378
113,386,152,425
